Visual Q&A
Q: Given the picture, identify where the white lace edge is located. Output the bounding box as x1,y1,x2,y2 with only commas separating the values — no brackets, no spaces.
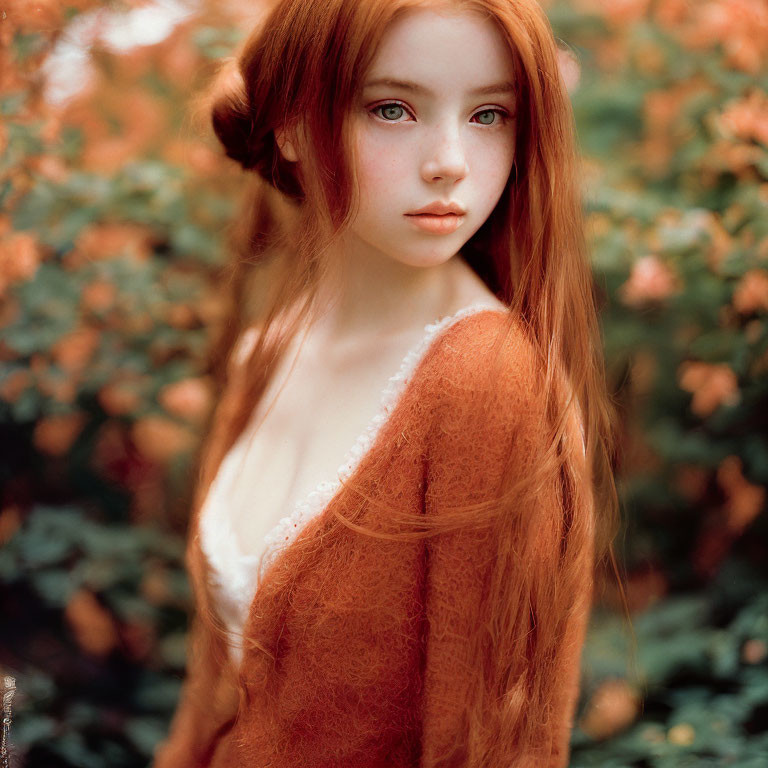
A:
199,302,507,628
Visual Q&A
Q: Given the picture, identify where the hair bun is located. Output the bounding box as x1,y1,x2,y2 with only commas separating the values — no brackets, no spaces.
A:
210,60,256,170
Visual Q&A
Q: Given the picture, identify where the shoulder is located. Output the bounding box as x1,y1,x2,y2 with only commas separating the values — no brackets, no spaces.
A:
421,309,545,411
226,311,288,377
422,308,588,462
416,309,549,454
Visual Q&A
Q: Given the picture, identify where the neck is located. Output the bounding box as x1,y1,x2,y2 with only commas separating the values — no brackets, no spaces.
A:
309,236,470,345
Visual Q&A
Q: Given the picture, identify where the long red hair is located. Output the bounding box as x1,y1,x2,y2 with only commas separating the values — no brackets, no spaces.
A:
186,0,631,762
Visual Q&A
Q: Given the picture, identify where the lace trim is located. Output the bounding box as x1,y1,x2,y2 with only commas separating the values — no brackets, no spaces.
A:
199,301,507,633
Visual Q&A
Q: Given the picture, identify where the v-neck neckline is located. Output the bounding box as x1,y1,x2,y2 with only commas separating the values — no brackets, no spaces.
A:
198,300,509,641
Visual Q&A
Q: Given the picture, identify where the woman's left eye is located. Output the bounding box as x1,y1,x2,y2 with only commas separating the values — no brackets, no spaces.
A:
471,109,508,126
369,103,509,125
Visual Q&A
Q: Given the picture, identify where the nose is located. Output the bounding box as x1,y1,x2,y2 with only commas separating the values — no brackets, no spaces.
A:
420,124,468,184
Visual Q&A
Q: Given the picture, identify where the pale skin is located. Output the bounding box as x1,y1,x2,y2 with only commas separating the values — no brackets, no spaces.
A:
225,7,516,555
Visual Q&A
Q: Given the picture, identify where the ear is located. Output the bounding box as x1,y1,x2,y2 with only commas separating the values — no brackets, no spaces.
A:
274,125,299,163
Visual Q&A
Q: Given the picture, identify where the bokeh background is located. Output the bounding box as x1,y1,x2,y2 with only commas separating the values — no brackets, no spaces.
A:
1,0,767,765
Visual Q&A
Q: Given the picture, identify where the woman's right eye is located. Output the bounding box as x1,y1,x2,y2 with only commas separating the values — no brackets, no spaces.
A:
371,102,411,122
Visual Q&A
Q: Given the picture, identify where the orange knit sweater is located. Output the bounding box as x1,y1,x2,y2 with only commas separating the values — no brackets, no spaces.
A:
151,308,595,768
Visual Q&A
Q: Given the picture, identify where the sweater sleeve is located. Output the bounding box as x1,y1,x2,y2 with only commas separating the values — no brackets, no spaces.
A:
419,326,594,768
150,540,240,768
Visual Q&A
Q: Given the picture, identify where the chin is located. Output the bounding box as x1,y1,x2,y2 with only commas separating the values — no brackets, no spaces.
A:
391,249,458,269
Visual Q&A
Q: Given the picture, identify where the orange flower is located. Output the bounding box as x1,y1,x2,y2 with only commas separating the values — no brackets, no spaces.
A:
637,135,674,177
692,456,763,578
196,291,227,325
158,377,213,424
33,412,86,456
703,138,764,176
59,91,109,148
39,114,62,144
121,619,156,662
0,505,22,545
131,415,198,463
112,46,153,82
644,88,681,134
579,678,641,740
157,32,200,82
624,563,668,613
81,134,147,174
677,361,740,417
680,0,768,75
576,0,651,27
643,78,713,137
0,51,26,94
0,232,41,284
80,89,168,172
81,279,117,313
742,639,768,664
0,369,32,403
673,464,710,502
98,379,144,416
118,311,155,335
72,223,153,265
618,255,682,306
5,0,65,32
633,39,666,76
65,589,119,657
706,215,735,273
30,154,69,183
141,564,173,606
50,327,100,372
653,0,690,29
668,723,696,746
717,455,766,534
593,37,628,72
718,89,768,146
90,422,166,511
733,269,768,314
163,140,221,175
164,302,198,329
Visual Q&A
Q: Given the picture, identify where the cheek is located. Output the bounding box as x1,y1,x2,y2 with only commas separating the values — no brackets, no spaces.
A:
473,135,515,181
469,135,515,205
354,128,412,193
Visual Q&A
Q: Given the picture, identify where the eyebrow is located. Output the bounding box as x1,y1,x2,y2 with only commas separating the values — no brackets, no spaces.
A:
363,77,516,97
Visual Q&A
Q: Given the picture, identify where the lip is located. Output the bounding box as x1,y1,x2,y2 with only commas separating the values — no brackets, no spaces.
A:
405,213,464,235
406,201,466,216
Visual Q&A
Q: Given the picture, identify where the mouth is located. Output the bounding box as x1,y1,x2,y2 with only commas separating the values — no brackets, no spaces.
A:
404,212,465,235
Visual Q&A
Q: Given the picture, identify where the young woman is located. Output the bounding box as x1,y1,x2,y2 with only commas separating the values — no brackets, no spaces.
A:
152,1,621,766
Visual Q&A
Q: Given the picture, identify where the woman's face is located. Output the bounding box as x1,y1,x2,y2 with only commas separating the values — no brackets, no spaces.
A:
346,6,517,269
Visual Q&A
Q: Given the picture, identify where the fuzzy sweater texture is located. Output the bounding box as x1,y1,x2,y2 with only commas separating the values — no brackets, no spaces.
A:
151,305,595,768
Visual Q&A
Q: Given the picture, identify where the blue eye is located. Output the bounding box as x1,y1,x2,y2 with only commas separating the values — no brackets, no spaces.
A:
474,109,499,125
373,103,409,121
369,103,510,125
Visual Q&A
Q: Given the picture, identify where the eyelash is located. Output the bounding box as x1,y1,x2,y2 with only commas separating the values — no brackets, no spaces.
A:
369,101,511,126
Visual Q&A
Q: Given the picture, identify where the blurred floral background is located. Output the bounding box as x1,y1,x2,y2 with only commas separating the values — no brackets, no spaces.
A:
1,0,767,765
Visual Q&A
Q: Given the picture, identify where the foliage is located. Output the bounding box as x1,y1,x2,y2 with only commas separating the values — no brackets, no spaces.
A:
551,0,768,587
0,504,188,766
0,0,766,765
572,557,768,766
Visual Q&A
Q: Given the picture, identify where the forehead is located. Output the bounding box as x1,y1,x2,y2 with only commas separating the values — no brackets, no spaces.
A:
365,7,515,91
